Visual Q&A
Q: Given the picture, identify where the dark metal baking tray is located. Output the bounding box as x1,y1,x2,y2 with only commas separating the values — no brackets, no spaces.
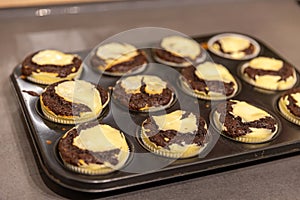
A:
10,33,300,194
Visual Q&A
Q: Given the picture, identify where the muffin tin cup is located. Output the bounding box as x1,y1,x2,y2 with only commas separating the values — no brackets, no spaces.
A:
98,62,148,77
111,92,177,113
38,79,111,125
111,76,178,113
210,102,281,144
36,93,110,125
152,50,207,68
55,131,135,176
137,119,212,159
207,33,261,60
10,32,300,195
90,47,149,77
278,98,300,126
238,61,297,91
42,109,100,125
178,75,241,101
59,147,131,176
61,156,120,175
26,65,83,85
140,134,209,159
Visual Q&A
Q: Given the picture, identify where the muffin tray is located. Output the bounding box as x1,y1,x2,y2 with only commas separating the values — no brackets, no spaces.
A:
10,33,300,194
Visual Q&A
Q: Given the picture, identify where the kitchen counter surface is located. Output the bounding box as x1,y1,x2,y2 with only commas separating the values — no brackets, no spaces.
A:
1,0,300,199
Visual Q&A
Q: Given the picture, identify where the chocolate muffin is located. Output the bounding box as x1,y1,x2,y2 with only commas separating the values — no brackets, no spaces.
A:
208,33,260,60
153,35,206,67
141,110,209,158
213,100,278,143
91,42,148,76
180,61,239,100
112,75,174,112
58,121,130,175
241,56,297,90
278,87,300,125
21,49,83,85
40,80,109,124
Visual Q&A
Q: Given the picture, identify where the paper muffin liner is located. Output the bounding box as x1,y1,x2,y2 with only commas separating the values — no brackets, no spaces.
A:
61,158,116,175
207,33,260,60
101,92,110,109
239,62,297,91
232,130,277,143
153,50,207,68
278,97,300,126
140,127,207,159
42,108,105,125
212,110,278,144
41,103,98,124
59,147,130,175
40,91,110,125
26,64,83,85
179,76,239,101
58,126,130,175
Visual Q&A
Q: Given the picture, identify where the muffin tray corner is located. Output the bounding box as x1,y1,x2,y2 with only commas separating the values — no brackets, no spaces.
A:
10,33,300,194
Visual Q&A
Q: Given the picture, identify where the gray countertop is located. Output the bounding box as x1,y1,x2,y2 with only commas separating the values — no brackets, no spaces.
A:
1,0,300,199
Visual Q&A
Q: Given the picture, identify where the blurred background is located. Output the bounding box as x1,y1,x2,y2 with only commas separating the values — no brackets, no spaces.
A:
0,0,119,8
